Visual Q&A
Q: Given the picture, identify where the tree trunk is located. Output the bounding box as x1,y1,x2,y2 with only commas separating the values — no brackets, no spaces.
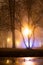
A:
9,0,15,48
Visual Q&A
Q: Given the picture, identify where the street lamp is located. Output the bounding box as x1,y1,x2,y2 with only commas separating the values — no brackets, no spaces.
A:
22,26,32,37
22,26,33,48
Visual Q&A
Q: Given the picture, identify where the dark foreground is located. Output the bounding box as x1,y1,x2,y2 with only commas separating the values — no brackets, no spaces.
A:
0,48,43,65
0,48,43,57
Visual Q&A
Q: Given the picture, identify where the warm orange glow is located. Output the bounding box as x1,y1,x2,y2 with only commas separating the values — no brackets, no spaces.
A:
7,38,11,43
22,26,32,37
16,57,36,65
7,37,12,48
22,61,34,65
6,59,10,64
16,40,20,47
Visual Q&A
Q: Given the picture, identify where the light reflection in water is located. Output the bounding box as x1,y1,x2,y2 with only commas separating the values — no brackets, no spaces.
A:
15,57,38,65
22,61,35,65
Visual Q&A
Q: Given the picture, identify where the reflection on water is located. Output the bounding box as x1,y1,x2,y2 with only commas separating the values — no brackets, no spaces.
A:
15,57,43,65
0,57,43,65
22,61,35,65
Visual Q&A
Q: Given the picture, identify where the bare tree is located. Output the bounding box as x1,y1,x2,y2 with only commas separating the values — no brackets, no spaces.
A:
31,0,43,47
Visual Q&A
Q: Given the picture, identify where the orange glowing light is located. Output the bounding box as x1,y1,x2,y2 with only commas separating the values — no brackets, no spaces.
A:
22,26,32,37
7,38,11,43
6,59,10,64
16,40,20,47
